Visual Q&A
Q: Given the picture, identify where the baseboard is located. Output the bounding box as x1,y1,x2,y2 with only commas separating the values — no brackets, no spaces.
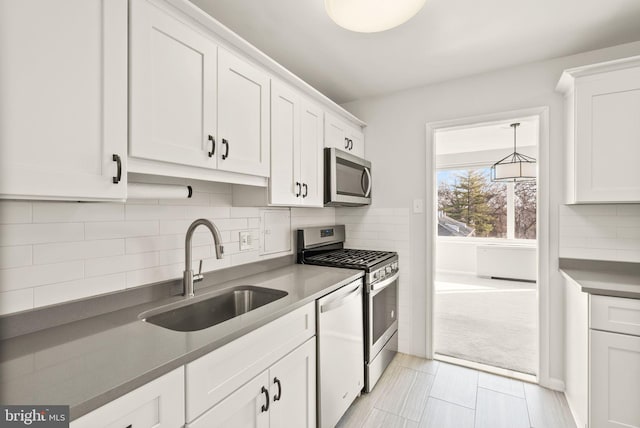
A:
542,376,566,392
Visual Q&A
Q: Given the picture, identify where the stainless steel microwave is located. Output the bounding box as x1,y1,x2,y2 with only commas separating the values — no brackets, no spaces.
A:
324,147,372,206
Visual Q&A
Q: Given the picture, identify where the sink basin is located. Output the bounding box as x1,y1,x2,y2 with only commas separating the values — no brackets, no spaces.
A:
143,286,288,332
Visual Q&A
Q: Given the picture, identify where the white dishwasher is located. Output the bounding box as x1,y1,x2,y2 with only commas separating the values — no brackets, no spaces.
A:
317,278,364,428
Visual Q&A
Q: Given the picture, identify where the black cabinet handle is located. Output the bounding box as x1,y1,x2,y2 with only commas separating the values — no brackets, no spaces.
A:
260,386,270,412
222,138,229,160
344,137,349,149
273,377,282,401
112,154,122,184
349,139,354,150
295,182,301,197
302,183,308,198
125,425,132,428
208,135,215,157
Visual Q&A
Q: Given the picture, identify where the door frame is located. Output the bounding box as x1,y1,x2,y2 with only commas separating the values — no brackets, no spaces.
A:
425,106,551,386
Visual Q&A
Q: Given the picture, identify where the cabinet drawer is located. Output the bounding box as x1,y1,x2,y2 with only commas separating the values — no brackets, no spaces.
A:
70,367,184,428
185,302,315,422
591,295,640,336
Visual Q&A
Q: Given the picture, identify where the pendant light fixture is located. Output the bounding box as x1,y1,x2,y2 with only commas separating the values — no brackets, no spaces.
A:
324,0,426,33
491,123,536,182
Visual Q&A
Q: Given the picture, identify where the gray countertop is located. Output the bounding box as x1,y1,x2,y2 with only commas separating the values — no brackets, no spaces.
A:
559,258,640,299
0,264,363,420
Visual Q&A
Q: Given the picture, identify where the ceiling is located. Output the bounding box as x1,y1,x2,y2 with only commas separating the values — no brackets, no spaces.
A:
436,117,538,155
190,0,640,104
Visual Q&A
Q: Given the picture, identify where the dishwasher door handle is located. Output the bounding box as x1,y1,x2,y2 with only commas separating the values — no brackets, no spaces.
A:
320,284,362,313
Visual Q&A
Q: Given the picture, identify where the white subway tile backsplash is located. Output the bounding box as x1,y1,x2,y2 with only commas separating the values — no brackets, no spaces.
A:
125,264,184,288
85,252,159,277
0,201,32,224
185,206,231,219
0,192,335,316
85,221,158,240
559,204,640,262
0,289,34,315
0,246,32,269
125,204,186,221
34,274,126,308
32,202,124,223
617,205,640,216
157,245,211,266
33,240,124,264
0,223,84,246
0,261,84,292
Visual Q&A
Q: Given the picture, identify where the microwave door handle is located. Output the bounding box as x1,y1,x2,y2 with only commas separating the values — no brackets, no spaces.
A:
362,167,372,197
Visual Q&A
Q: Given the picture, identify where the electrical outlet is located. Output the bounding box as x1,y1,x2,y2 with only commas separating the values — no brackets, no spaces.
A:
239,231,252,251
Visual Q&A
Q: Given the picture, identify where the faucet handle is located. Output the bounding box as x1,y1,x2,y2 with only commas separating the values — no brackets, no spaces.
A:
193,259,204,282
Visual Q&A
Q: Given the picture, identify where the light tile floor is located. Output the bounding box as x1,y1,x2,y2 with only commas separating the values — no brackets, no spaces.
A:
337,354,576,428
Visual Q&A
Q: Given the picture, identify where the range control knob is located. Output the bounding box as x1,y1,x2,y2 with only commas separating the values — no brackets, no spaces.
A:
386,266,392,275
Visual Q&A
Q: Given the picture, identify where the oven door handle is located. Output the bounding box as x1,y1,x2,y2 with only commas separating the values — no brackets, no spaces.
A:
371,271,399,294
320,284,362,313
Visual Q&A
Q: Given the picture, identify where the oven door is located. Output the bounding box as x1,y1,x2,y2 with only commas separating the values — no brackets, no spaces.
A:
325,147,372,206
368,271,399,361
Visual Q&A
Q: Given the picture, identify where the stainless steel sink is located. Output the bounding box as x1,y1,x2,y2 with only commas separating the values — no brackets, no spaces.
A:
142,286,288,332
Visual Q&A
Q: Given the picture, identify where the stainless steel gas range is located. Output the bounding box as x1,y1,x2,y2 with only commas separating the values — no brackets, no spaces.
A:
297,225,399,392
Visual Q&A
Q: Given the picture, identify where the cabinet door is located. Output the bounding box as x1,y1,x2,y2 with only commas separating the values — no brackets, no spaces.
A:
575,67,640,202
269,338,316,428
129,0,217,169
218,48,270,177
348,127,365,158
0,0,127,200
188,371,270,428
270,81,300,205
590,330,640,428
324,113,350,151
71,367,185,428
299,100,324,207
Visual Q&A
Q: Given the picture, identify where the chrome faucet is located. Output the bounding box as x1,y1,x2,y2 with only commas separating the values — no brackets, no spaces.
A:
183,218,224,297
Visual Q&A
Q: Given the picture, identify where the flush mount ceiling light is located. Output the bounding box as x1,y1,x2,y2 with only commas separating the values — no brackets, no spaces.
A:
491,123,537,182
324,0,426,33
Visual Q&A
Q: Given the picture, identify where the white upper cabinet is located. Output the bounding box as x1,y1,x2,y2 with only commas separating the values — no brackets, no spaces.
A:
218,48,270,177
557,56,640,203
324,113,365,158
270,81,300,205
299,100,325,206
0,0,127,200
129,0,217,169
269,81,323,207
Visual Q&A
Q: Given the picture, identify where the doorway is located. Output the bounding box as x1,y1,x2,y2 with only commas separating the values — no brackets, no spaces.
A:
425,108,550,382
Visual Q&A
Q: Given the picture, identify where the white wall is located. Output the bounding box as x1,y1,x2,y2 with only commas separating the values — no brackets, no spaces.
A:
0,177,335,316
342,40,640,384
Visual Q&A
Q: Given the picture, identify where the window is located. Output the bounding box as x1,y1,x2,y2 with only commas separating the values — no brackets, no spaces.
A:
437,167,536,239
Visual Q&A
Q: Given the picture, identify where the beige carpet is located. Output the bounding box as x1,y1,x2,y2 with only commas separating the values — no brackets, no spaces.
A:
434,273,537,375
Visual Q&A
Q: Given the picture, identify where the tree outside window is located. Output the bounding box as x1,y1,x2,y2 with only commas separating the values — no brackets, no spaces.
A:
437,167,536,240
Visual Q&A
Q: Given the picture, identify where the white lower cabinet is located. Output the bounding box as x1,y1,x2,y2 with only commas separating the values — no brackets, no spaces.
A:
185,302,316,423
70,367,184,428
188,338,316,428
590,330,640,428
